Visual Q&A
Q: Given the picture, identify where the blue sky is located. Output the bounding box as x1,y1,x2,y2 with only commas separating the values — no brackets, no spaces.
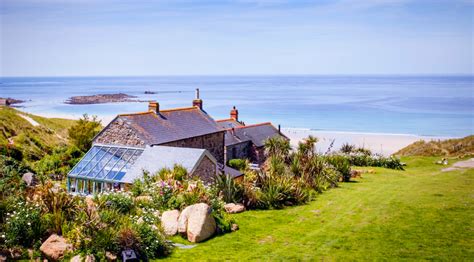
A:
0,0,472,76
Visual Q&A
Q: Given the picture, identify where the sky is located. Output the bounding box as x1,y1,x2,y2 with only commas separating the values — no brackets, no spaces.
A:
0,0,473,76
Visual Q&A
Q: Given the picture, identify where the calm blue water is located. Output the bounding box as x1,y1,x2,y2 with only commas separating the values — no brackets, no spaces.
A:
0,76,473,137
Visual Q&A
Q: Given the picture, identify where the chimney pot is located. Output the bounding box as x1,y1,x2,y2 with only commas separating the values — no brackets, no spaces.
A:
230,106,238,121
148,101,159,114
192,88,203,109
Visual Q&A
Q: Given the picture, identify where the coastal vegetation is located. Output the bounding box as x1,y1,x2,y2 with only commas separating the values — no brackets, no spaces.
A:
0,109,472,260
0,107,101,178
395,135,474,157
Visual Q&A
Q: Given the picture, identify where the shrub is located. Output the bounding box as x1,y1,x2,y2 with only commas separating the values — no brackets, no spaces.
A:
68,114,101,152
214,174,243,203
228,159,247,171
2,201,44,247
133,223,172,259
99,191,134,214
340,143,355,154
326,155,351,182
346,154,404,170
35,182,81,235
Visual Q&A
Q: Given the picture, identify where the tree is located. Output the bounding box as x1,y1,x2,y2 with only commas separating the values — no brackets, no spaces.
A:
68,114,101,152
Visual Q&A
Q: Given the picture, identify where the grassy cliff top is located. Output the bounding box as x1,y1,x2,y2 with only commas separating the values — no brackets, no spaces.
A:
395,135,474,157
0,106,77,160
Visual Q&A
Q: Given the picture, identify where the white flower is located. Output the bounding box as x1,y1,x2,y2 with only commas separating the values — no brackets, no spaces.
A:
1,234,5,238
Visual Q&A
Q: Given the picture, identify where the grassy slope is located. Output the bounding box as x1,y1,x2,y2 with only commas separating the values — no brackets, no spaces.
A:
395,135,474,157
0,106,76,158
165,157,474,261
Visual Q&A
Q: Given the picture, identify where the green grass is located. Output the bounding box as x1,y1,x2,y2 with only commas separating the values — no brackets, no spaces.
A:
164,157,474,261
0,106,76,159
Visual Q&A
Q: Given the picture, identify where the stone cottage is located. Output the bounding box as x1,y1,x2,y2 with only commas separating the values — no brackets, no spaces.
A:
216,106,289,164
94,97,225,164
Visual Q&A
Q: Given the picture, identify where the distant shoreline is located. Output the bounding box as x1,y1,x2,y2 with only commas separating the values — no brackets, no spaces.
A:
281,128,454,156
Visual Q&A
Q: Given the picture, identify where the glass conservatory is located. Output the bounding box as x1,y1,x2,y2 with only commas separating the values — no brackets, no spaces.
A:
67,144,144,194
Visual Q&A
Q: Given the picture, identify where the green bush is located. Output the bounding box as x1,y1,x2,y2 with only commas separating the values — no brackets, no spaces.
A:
214,174,243,203
68,114,101,152
346,154,404,170
133,223,172,259
228,159,247,171
2,201,44,248
326,155,351,182
100,191,134,214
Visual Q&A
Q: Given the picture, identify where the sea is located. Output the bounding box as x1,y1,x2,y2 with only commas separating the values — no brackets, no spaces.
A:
0,75,473,137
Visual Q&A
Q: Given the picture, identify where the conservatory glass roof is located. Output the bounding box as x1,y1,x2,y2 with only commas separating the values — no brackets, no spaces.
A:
68,144,144,183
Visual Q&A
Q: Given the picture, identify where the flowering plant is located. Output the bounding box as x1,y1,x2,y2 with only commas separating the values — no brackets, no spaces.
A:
1,201,44,247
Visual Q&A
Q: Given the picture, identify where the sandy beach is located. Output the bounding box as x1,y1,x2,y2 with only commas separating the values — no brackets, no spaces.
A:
282,128,451,156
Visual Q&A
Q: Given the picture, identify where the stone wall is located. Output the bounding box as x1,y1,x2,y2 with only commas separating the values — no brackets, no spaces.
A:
225,141,251,162
161,132,225,164
94,118,145,147
191,155,217,184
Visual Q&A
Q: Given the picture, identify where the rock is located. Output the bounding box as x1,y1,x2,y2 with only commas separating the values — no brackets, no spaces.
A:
22,172,37,186
350,170,362,178
231,223,239,231
39,234,72,261
70,255,81,262
135,195,152,202
177,206,193,234
161,210,180,236
85,255,95,262
224,203,245,214
179,203,216,243
105,251,117,261
0,255,6,262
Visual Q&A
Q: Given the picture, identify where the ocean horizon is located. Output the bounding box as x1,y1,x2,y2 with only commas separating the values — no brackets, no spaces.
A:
1,75,473,137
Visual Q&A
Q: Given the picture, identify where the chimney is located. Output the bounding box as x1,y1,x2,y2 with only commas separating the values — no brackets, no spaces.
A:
278,124,281,134
148,101,159,114
230,106,238,121
192,88,203,110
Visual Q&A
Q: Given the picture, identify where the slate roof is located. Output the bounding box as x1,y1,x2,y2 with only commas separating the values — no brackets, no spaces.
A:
219,164,244,179
116,107,223,145
123,146,217,184
216,119,244,129
230,122,287,147
224,130,251,146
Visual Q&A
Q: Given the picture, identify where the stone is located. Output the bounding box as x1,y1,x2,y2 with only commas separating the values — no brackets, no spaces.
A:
105,251,117,261
350,170,362,178
184,203,216,243
231,223,239,232
0,254,6,262
22,172,37,186
177,205,193,234
161,210,180,236
39,234,72,261
224,203,245,214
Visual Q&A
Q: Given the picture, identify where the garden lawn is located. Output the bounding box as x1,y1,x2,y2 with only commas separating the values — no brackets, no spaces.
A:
164,157,474,261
